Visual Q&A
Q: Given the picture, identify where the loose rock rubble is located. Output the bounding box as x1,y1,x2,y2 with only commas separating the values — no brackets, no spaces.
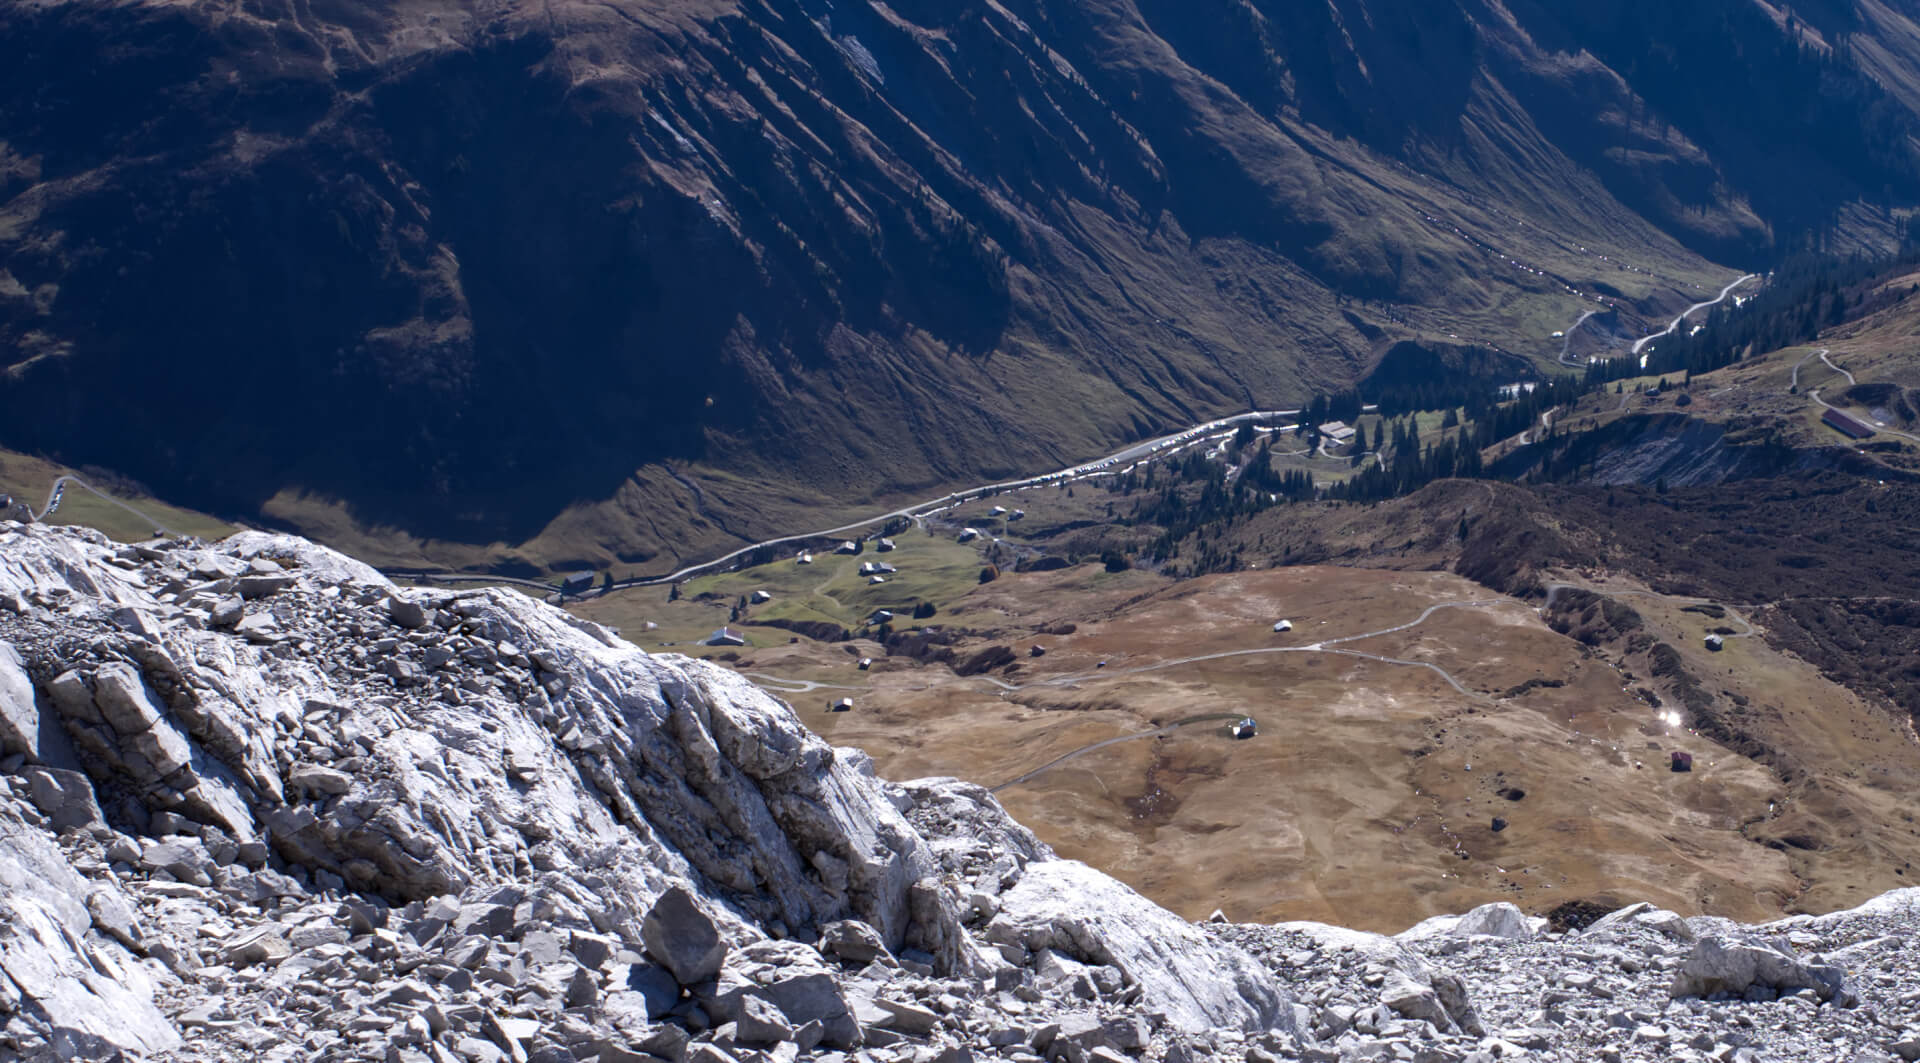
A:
1214,894,1920,1063
0,522,1915,1063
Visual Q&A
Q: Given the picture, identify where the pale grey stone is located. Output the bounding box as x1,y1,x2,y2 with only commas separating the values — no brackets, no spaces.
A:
1670,936,1853,1004
819,919,892,967
0,642,40,757
209,596,245,628
238,573,294,599
568,930,616,970
1397,902,1539,942
998,860,1294,1033
454,903,516,938
226,927,293,967
86,889,142,950
141,836,214,884
1379,971,1452,1031
0,808,179,1056
44,669,100,724
235,611,283,643
737,992,794,1044
643,887,728,986
388,596,432,630
90,662,164,736
21,767,104,833
873,996,941,1035
759,971,860,1048
289,764,354,796
623,962,682,1019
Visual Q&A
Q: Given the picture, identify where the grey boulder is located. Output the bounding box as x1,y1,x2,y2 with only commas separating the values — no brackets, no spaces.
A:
998,859,1295,1034
1380,970,1456,1032
643,886,729,985
0,809,178,1056
1397,902,1541,942
1669,936,1855,1005
753,971,860,1048
0,641,40,757
1583,902,1697,944
20,767,105,834
387,596,432,630
820,919,893,966
736,992,795,1044
622,961,682,1019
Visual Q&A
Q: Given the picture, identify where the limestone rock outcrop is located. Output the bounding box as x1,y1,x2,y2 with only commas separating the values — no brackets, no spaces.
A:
993,861,1294,1034
0,522,1294,1061
1397,902,1544,943
2,521,1918,1063
0,796,177,1057
1668,936,1854,1005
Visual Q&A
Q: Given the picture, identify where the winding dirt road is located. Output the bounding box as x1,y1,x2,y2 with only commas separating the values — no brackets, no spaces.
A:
1555,309,1603,367
733,597,1515,791
18,474,177,537
960,600,1512,789
742,673,863,694
374,407,1292,594
1554,273,1754,366
1630,274,1757,356
1794,348,1920,445
1820,350,1857,387
1790,348,1827,391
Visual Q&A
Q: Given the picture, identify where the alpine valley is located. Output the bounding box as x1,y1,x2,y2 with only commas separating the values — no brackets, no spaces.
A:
7,3,1920,1063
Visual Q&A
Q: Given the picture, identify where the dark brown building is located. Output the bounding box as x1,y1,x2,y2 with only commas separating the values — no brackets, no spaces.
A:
1822,407,1876,440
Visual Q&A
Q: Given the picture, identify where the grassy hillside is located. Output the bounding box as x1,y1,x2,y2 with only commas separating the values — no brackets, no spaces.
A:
10,0,1915,577
0,449,236,543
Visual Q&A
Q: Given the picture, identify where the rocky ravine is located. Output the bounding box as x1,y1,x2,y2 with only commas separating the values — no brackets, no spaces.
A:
0,522,1915,1063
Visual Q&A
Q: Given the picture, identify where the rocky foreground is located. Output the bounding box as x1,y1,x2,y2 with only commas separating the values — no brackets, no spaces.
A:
0,523,1916,1063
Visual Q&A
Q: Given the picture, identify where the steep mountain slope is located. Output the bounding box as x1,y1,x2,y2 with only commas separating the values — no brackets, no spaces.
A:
2,0,1918,574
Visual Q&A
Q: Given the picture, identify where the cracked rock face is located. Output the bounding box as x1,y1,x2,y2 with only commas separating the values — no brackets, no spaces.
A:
993,861,1294,1034
0,523,1295,1060
0,524,936,935
2,521,1919,1063
0,797,179,1058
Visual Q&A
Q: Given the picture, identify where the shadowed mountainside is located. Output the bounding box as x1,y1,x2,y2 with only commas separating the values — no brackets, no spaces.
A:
4,0,1920,572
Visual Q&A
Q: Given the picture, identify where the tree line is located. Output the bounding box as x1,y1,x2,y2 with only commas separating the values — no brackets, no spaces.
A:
1103,248,1920,575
